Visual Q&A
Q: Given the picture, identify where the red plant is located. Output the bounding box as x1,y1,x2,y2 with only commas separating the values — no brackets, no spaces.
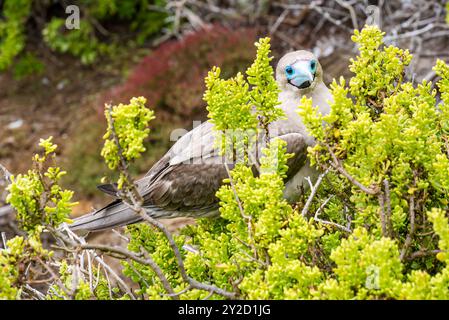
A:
105,25,257,123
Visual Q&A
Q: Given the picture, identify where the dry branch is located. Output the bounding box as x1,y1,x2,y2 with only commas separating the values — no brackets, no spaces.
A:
301,168,329,217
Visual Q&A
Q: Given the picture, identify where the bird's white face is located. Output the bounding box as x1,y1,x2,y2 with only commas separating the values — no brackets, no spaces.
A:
276,50,323,95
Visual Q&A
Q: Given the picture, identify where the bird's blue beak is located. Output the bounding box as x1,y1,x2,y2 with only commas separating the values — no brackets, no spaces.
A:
285,60,316,89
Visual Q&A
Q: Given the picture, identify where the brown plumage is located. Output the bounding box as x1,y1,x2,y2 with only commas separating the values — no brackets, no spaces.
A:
69,50,332,232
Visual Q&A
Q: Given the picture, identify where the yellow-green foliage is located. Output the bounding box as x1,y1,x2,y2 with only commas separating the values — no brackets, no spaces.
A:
46,260,124,300
6,137,76,233
101,96,155,188
204,38,283,162
0,232,51,299
1,137,78,299
398,209,449,299
4,26,449,300
0,0,32,70
300,25,449,237
123,28,449,300
2,137,124,300
246,38,284,127
42,18,111,65
204,67,258,160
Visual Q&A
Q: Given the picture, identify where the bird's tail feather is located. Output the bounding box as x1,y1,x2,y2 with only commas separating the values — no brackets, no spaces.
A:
69,201,143,232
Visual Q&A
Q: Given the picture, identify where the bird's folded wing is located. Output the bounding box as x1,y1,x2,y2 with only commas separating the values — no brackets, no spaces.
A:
136,130,307,212
278,132,308,180
96,119,308,213
133,121,226,212
139,163,228,212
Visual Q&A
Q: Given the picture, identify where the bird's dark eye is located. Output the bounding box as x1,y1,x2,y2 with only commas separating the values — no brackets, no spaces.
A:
310,60,317,72
285,66,293,76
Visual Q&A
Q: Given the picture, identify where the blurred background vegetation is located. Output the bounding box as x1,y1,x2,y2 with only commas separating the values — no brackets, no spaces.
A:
0,0,448,237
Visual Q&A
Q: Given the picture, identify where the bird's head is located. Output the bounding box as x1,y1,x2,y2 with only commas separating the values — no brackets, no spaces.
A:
276,50,323,95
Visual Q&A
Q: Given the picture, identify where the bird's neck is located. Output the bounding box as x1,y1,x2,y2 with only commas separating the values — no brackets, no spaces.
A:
279,81,332,116
270,81,332,143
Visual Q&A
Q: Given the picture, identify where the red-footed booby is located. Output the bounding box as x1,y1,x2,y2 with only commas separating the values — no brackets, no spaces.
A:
70,50,332,232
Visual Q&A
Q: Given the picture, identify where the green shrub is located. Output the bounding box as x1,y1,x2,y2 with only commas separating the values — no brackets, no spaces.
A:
42,18,110,65
0,0,32,71
3,26,449,300
6,137,76,233
0,0,169,74
2,137,128,300
1,138,77,299
12,52,44,79
122,27,449,299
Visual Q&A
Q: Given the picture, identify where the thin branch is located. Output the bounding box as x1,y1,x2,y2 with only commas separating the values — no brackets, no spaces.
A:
335,0,358,31
165,285,192,298
52,226,137,300
400,194,416,261
23,284,47,300
86,250,93,292
383,179,392,237
73,243,178,299
36,256,71,297
104,104,142,203
223,163,245,218
0,163,12,183
407,249,442,261
327,145,379,195
68,254,80,299
384,23,435,42
102,261,113,299
269,9,289,34
132,204,237,299
314,195,351,233
224,162,258,260
301,168,329,217
378,193,387,237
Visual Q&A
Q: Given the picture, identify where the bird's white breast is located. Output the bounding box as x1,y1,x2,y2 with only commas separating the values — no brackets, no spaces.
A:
277,81,332,202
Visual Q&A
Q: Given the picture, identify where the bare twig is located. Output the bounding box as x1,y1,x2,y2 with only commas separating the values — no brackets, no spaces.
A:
102,262,113,299
327,146,379,195
71,242,178,299
378,193,387,237
52,225,137,299
85,250,93,292
132,205,237,299
111,228,130,242
384,23,435,42
400,194,416,261
383,179,392,237
269,9,289,34
36,256,71,297
407,249,442,261
1,232,7,249
301,168,329,217
23,284,47,300
69,260,80,300
313,195,351,233
0,163,12,183
335,0,358,31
